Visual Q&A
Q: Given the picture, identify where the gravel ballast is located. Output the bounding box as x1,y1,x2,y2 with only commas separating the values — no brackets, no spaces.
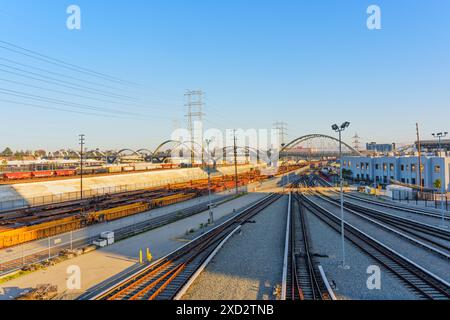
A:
181,196,288,300
304,205,418,300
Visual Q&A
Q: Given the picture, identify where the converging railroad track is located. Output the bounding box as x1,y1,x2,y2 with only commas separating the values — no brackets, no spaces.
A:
313,174,450,220
314,191,450,258
284,191,334,300
87,193,283,300
299,192,450,300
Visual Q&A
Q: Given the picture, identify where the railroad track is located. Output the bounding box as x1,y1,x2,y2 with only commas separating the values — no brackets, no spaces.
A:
88,193,282,300
299,193,450,300
285,192,333,300
312,174,450,220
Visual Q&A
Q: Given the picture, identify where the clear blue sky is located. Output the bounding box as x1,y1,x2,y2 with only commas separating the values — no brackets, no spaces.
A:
0,0,449,151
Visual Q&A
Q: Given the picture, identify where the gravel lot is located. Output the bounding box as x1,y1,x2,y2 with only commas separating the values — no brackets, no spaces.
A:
181,196,288,300
304,205,418,300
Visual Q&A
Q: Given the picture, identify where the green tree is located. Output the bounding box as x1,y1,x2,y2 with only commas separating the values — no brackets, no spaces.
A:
1,147,13,156
434,179,442,190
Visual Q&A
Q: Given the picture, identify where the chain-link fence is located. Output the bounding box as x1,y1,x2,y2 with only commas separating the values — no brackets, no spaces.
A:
391,189,449,211
0,174,209,211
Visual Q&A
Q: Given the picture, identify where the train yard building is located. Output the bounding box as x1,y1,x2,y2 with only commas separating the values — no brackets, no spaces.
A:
342,155,450,191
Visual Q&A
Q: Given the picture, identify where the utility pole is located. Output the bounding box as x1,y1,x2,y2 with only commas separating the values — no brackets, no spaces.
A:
273,121,288,148
205,138,214,224
416,123,423,192
79,134,85,199
185,90,205,166
233,129,239,195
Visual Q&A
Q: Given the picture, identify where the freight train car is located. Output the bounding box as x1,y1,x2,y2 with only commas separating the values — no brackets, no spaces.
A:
0,193,197,250
3,172,33,180
0,216,85,249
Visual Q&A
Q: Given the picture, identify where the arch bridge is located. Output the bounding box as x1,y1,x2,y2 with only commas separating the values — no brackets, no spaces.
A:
280,134,362,160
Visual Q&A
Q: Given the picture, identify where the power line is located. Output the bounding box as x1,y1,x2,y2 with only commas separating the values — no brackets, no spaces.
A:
0,87,142,117
0,57,132,93
0,63,137,101
0,40,139,86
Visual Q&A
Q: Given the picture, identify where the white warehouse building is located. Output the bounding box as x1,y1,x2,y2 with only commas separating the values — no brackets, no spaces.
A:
342,155,450,191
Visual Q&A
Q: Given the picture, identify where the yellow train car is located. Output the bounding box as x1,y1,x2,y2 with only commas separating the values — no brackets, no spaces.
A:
88,202,150,223
0,216,84,250
0,192,197,250
150,193,196,207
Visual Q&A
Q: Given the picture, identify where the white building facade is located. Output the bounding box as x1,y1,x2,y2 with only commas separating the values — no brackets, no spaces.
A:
342,155,450,191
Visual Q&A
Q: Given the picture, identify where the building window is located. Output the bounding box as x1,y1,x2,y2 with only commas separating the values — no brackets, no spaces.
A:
401,165,405,171
390,164,394,171
383,163,387,171
411,178,416,185
406,165,409,171
376,176,380,182
356,163,360,169
343,161,347,166
411,164,416,172
348,161,352,166
435,165,441,173
375,164,379,170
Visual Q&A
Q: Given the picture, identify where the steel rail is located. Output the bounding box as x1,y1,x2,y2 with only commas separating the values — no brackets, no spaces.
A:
299,193,450,300
90,193,282,300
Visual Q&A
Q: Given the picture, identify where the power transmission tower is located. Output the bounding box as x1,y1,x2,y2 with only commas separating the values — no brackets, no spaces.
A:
185,90,205,165
352,133,361,151
273,121,288,148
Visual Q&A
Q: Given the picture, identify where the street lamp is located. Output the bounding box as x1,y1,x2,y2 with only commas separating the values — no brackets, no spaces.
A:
432,132,448,228
205,138,215,224
332,121,350,269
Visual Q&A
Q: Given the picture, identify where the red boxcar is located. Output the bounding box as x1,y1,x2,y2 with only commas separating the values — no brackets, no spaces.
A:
55,169,76,177
32,170,55,178
4,172,33,180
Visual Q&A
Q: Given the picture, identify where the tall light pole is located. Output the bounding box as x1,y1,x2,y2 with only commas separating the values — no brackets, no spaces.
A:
205,138,215,224
332,121,350,269
79,134,85,199
432,131,448,228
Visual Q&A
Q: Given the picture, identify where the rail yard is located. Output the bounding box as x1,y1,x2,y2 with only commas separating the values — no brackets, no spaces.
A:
1,161,449,302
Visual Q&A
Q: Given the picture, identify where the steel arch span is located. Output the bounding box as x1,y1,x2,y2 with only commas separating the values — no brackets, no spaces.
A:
281,134,362,157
